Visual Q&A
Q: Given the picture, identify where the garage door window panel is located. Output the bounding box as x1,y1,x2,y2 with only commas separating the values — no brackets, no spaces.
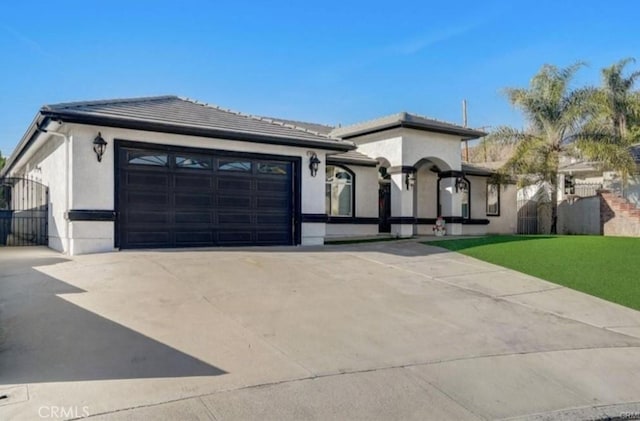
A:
257,162,288,175
127,152,169,166
176,155,212,170
219,160,251,172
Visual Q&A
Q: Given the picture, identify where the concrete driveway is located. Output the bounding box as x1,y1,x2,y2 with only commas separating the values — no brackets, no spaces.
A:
1,241,640,420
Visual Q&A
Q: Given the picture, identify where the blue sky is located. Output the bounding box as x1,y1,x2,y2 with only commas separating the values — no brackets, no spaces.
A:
1,0,639,156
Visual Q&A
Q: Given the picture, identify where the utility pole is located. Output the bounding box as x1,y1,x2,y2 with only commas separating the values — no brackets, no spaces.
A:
462,100,469,162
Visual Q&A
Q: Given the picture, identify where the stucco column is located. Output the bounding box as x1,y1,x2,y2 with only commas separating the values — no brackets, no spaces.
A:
300,154,326,245
389,168,415,237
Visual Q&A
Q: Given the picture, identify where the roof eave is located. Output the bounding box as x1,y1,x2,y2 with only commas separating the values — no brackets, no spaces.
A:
40,110,355,152
336,121,486,140
326,157,378,167
0,112,48,178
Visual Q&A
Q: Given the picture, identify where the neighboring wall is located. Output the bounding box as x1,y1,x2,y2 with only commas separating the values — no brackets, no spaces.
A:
557,196,601,235
624,174,640,207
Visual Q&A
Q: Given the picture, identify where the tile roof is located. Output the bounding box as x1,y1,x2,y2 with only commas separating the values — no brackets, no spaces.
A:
461,162,494,176
330,112,486,140
258,116,334,136
327,150,378,166
41,95,351,147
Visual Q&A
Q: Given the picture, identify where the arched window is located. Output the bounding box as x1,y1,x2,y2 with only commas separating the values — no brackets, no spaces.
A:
326,165,353,217
459,178,470,219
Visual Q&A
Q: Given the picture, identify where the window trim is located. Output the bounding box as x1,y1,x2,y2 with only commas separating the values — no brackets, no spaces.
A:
486,182,501,217
325,164,355,218
436,174,471,219
460,177,471,220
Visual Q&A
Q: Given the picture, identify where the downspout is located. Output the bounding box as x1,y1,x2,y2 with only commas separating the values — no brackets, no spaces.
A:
36,122,72,254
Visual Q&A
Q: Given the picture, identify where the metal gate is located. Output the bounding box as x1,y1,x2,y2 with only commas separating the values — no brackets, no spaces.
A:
0,178,48,246
517,198,538,234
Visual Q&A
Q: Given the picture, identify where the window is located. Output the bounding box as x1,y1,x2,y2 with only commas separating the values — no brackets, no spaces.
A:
176,155,212,170
127,152,168,166
218,160,251,171
325,165,353,217
257,162,288,175
460,179,470,219
486,183,500,216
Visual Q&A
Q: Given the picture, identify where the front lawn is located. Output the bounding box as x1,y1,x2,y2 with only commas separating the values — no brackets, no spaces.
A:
424,235,640,311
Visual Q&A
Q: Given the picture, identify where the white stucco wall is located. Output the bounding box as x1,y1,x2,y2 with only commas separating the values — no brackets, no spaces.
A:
325,224,378,238
402,129,461,171
468,176,487,220
415,166,438,218
350,165,378,218
11,122,346,254
487,184,518,234
350,129,404,166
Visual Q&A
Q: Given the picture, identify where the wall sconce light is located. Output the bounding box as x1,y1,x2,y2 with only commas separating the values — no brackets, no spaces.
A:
93,132,107,162
455,176,468,193
405,171,416,189
308,151,321,177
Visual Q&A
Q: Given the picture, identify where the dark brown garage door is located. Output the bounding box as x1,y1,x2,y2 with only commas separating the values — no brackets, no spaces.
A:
117,144,296,249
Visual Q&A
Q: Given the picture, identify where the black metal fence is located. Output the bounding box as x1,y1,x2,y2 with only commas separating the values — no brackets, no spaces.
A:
0,178,48,246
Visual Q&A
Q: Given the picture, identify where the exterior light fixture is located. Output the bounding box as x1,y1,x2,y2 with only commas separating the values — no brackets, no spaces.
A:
405,171,416,189
93,132,107,162
308,151,321,177
455,176,468,193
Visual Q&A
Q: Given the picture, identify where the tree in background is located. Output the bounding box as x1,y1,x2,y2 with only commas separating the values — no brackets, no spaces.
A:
0,150,5,172
491,63,592,233
576,58,640,186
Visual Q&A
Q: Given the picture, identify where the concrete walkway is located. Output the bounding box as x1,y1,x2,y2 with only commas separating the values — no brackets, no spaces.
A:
1,241,640,420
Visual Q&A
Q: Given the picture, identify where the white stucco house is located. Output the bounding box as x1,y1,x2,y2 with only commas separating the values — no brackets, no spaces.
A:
0,96,517,255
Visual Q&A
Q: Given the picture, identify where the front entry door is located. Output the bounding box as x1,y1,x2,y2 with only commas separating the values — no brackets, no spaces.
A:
378,183,391,233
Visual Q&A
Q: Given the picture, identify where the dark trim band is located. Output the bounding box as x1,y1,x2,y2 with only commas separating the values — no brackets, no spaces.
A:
66,210,116,221
388,165,416,175
388,217,417,224
326,158,377,167
327,217,379,224
301,213,328,223
417,217,490,225
438,170,465,178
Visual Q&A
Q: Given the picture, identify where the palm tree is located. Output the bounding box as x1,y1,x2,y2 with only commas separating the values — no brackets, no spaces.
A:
492,62,591,234
576,58,640,187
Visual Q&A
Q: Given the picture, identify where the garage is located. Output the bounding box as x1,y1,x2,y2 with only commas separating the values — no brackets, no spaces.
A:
116,142,299,249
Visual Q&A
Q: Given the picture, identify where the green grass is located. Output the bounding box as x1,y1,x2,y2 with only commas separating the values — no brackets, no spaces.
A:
423,235,640,311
